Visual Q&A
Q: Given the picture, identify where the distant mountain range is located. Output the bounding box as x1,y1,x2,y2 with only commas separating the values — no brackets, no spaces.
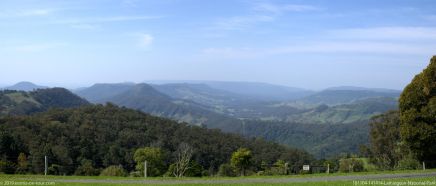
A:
75,83,243,130
146,80,314,101
76,82,400,127
2,81,402,158
325,86,401,93
2,81,48,91
297,89,401,106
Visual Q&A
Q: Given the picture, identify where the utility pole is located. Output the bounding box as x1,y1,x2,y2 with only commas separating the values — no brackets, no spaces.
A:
44,156,47,176
284,162,289,175
423,161,426,170
144,161,147,178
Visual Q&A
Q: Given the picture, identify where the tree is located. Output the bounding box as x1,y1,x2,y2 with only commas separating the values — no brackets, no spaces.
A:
217,163,236,177
74,159,99,176
172,143,193,177
230,148,252,176
133,147,166,176
369,111,403,169
166,160,203,177
16,153,28,174
399,56,436,162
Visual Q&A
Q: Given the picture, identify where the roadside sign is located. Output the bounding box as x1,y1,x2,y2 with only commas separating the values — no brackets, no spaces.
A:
303,165,310,171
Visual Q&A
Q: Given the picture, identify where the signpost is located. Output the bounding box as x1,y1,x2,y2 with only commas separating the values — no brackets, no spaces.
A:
144,161,147,178
303,165,310,171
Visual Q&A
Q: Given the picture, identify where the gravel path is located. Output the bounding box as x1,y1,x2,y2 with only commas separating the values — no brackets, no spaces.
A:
15,172,436,184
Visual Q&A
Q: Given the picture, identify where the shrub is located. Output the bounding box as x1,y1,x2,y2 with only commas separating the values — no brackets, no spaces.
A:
129,171,142,177
184,161,203,177
100,165,127,177
396,157,421,170
0,161,16,174
339,158,364,173
217,164,236,177
75,160,100,176
48,164,68,175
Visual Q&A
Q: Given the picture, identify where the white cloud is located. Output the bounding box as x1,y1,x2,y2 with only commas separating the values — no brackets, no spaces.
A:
424,15,436,21
253,3,320,14
122,0,140,7
271,42,436,55
201,41,436,59
202,26,436,59
202,47,259,59
138,34,153,49
9,42,67,52
50,15,162,25
212,15,274,30
0,9,54,18
18,9,52,16
70,24,100,30
330,27,436,40
209,2,319,31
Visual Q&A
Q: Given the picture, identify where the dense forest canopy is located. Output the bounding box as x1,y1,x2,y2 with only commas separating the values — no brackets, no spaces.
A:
74,82,399,158
0,104,313,175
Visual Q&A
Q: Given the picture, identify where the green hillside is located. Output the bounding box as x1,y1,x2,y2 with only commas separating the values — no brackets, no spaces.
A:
243,120,370,158
0,88,89,116
0,104,313,175
75,82,400,158
285,97,398,124
298,90,400,105
77,83,244,131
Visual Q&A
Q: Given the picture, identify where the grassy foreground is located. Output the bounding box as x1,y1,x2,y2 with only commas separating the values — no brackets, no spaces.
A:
0,169,435,186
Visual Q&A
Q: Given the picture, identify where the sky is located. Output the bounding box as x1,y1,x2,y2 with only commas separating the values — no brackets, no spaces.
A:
1,0,436,90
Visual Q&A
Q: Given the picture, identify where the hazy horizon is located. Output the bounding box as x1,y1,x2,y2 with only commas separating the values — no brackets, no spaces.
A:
1,79,407,91
1,0,436,90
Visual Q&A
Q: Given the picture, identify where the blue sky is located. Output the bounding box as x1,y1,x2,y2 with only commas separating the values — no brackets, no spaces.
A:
1,0,435,90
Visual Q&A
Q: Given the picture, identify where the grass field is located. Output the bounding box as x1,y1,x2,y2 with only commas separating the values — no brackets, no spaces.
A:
0,169,435,186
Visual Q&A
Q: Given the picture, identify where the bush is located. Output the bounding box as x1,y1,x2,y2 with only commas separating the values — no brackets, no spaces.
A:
75,160,100,176
396,157,421,170
100,165,127,177
217,164,236,177
184,161,203,177
0,161,16,174
339,158,364,173
48,164,68,175
129,171,142,177
261,160,287,175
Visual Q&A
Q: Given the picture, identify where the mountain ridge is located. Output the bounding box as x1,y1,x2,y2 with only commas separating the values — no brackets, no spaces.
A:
2,81,48,91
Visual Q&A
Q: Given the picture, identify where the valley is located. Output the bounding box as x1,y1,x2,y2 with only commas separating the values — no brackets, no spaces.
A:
1,80,399,158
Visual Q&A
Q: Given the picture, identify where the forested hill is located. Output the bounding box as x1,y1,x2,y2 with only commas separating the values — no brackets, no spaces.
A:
76,83,244,130
297,89,401,106
0,104,313,175
0,88,89,116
